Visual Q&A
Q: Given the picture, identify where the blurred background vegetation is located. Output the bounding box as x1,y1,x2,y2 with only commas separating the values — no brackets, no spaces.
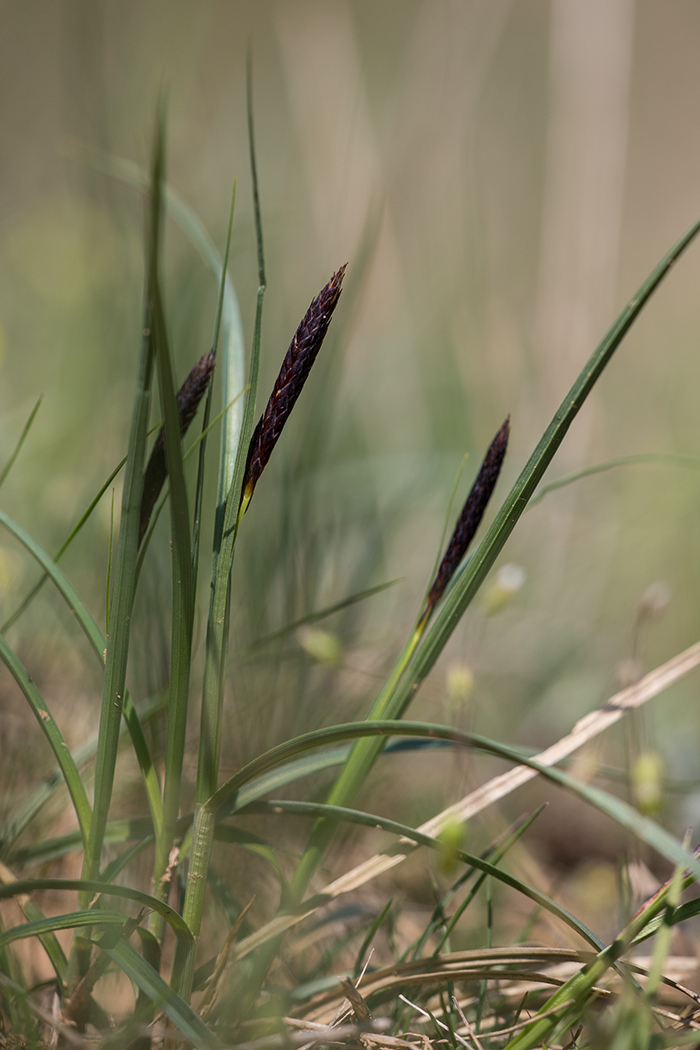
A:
2,0,700,952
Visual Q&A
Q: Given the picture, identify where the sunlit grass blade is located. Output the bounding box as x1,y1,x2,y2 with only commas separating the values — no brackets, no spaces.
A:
502,855,695,1050
0,396,42,492
0,634,91,849
84,112,163,886
292,210,700,901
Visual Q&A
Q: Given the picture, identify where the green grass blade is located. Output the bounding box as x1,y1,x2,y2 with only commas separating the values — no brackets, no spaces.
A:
203,719,700,886
84,145,247,508
174,69,267,1002
101,938,221,1050
0,396,42,491
150,264,194,906
0,633,91,849
0,879,193,943
0,864,68,986
529,452,700,507
195,64,266,808
0,693,164,858
250,579,403,647
0,911,125,951
293,209,700,897
1,455,127,634
234,798,603,952
0,514,163,851
84,114,162,884
191,177,236,580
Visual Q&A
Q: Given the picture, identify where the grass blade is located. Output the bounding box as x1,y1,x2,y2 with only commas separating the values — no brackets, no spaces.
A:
84,112,162,884
174,66,267,1000
0,911,125,951
0,633,91,849
0,509,163,853
237,798,603,952
203,719,700,888
0,396,42,491
150,247,195,908
0,859,68,986
102,938,221,1050
529,452,700,506
0,879,193,943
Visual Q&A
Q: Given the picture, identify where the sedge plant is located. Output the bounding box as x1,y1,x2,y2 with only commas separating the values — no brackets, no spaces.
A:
2,95,700,1050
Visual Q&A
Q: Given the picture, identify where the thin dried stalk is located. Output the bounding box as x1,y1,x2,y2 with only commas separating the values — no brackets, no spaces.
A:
139,348,215,542
241,265,346,509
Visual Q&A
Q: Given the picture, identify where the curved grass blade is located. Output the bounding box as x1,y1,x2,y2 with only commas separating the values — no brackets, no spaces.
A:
432,805,547,956
101,937,221,1050
231,798,602,954
292,210,700,898
0,692,165,858
84,112,162,885
0,859,68,986
0,911,126,951
0,633,91,849
1,454,127,634
0,878,193,943
529,452,700,507
0,396,42,491
204,720,700,886
0,510,163,851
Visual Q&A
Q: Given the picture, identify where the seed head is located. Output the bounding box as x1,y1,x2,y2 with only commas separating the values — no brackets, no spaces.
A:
423,417,510,618
139,348,215,543
241,265,347,508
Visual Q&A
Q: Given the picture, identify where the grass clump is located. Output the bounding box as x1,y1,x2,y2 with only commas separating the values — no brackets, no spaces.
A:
0,93,700,1050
